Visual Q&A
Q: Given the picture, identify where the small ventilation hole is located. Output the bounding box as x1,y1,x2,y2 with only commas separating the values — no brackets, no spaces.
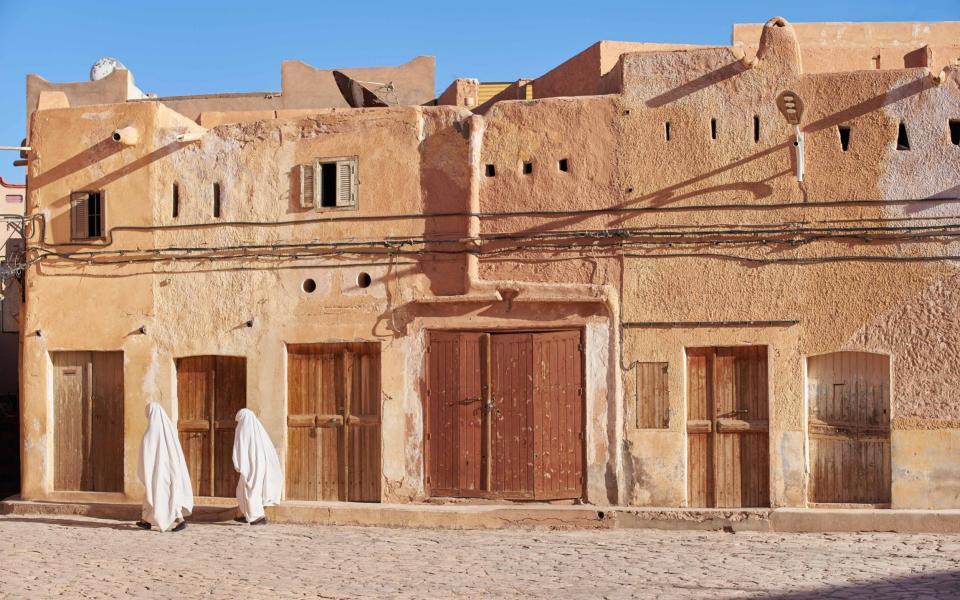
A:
753,116,760,143
522,162,533,175
950,120,960,145
710,118,717,140
357,272,372,288
896,121,910,151
665,121,671,141
558,158,569,172
838,125,851,152
485,164,496,177
172,183,179,218
302,279,317,293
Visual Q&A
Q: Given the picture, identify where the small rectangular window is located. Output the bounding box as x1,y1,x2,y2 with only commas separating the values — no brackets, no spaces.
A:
558,158,569,172
316,157,357,209
753,115,760,143
522,162,533,175
172,183,179,218
485,164,496,177
950,120,960,145
838,125,851,152
665,122,671,141
213,183,221,218
70,191,105,240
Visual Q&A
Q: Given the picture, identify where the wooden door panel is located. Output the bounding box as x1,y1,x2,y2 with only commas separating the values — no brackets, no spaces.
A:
491,333,534,499
808,351,890,504
532,330,582,500
287,343,381,503
213,356,245,497
90,352,124,493
53,352,88,491
686,346,768,508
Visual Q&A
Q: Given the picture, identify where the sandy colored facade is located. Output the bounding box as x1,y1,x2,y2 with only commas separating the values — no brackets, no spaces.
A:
14,18,960,511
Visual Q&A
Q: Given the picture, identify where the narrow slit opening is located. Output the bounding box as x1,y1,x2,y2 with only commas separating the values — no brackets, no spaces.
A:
485,164,496,177
896,121,910,151
522,162,533,175
753,116,760,143
710,118,717,140
213,182,221,218
665,122,671,141
558,158,569,172
172,183,179,218
838,126,851,152
950,120,960,145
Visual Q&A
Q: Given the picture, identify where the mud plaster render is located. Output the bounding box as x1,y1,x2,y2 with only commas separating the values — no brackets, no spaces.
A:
18,17,960,510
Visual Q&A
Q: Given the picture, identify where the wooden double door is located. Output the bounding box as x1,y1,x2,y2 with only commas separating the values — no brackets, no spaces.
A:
686,346,769,508
52,351,124,492
176,356,246,498
286,343,381,502
807,351,891,505
426,330,584,500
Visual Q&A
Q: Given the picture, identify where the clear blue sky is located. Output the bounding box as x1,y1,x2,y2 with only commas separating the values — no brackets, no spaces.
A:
1,0,957,182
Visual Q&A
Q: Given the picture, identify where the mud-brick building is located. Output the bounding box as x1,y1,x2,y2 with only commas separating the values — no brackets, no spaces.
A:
14,17,960,513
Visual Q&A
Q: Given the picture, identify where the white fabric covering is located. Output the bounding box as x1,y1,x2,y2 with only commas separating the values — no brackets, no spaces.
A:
232,408,283,522
137,402,194,532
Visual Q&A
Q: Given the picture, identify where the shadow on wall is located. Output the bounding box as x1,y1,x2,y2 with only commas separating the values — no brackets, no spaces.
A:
760,569,960,599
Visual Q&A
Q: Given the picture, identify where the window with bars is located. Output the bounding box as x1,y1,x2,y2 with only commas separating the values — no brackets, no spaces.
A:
297,157,357,210
70,191,105,240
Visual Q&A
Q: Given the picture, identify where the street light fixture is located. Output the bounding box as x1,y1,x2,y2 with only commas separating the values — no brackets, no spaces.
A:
776,90,805,183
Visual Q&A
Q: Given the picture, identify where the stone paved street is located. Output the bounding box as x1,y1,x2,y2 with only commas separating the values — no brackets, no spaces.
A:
1,515,959,599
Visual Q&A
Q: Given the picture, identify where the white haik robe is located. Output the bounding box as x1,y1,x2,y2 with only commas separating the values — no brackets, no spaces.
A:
137,402,194,532
232,408,283,522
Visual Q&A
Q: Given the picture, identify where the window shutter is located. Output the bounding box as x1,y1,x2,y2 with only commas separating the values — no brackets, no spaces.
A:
335,160,356,207
71,192,89,239
298,163,316,208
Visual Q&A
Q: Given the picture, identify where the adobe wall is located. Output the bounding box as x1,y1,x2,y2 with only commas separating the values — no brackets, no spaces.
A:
19,17,960,510
734,21,960,73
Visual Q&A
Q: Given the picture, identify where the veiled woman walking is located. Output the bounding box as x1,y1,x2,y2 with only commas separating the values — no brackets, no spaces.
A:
137,402,193,532
232,408,283,525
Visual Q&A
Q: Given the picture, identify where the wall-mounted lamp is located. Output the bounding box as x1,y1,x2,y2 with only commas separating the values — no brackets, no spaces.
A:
776,90,805,182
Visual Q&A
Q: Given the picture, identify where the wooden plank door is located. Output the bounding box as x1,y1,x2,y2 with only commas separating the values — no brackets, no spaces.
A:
286,343,381,502
807,351,891,505
531,331,584,500
424,332,486,497
52,351,124,492
686,346,769,508
176,356,246,497
490,333,536,499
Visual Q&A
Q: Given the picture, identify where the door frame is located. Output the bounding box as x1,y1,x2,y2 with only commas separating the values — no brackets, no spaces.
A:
423,327,587,502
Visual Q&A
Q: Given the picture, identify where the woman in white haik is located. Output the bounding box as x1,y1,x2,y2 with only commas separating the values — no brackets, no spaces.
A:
232,408,283,525
136,402,194,532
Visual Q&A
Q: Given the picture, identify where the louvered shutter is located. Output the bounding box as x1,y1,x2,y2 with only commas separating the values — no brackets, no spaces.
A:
335,160,356,207
71,192,89,240
298,163,316,208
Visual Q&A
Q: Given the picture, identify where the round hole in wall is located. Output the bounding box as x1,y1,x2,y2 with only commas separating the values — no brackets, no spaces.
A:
597,511,606,520
357,272,372,288
302,278,317,293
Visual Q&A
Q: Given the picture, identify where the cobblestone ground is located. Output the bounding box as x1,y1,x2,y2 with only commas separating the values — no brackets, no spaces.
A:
1,515,959,599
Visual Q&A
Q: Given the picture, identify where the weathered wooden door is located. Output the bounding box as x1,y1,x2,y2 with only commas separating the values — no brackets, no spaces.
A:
687,346,769,508
286,343,381,502
52,351,124,492
176,356,246,497
807,351,891,505
426,330,584,501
